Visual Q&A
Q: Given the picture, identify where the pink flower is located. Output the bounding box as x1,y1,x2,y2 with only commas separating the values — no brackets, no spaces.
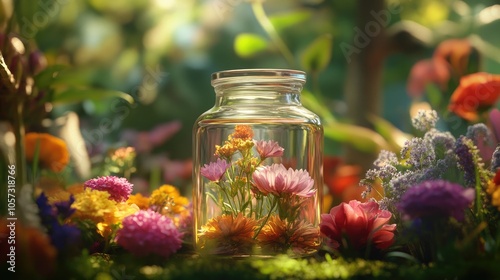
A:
84,176,133,202
406,58,450,98
200,158,230,182
115,210,182,258
252,164,315,197
254,140,284,159
320,200,396,250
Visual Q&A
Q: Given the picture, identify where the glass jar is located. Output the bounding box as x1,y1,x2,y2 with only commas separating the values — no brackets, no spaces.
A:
192,69,323,257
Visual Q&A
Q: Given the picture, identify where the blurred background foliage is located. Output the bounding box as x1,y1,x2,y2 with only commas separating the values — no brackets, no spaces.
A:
3,0,500,194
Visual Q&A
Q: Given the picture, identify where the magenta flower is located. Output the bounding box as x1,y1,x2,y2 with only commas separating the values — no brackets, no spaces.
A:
84,176,133,202
115,210,182,258
320,200,396,250
254,140,284,159
252,164,315,197
200,158,230,182
397,180,475,221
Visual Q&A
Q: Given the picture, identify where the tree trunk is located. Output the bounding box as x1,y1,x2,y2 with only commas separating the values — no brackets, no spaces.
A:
344,0,387,171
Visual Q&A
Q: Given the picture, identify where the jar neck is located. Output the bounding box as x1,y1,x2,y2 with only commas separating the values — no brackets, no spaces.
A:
211,69,306,107
214,84,303,107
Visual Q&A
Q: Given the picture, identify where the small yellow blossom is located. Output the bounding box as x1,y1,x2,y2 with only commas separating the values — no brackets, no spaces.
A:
487,172,500,211
149,185,190,216
127,193,151,210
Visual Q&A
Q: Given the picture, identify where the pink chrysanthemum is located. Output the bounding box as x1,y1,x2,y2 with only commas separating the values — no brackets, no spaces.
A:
200,158,230,182
252,163,315,197
115,210,182,258
254,140,284,159
84,176,133,202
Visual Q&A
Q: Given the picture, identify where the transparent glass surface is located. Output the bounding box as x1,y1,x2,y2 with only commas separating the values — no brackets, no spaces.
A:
192,69,323,257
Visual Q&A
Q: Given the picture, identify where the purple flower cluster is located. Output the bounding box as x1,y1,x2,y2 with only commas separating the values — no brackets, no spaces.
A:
401,138,436,170
36,193,81,252
84,176,133,202
397,180,475,221
454,136,476,186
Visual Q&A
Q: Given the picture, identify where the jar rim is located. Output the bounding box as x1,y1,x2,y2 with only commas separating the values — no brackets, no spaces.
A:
211,69,306,86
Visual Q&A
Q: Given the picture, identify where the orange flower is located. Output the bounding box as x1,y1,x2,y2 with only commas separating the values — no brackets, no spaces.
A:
232,125,253,140
127,193,150,210
198,213,257,254
434,39,473,76
448,72,500,121
25,132,70,172
487,170,500,211
257,215,319,254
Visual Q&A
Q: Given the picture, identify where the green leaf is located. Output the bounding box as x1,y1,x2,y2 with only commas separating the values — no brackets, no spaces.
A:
300,34,332,74
234,33,269,58
324,123,391,154
269,10,311,31
424,83,443,110
52,88,134,105
34,65,67,88
301,89,337,125
14,0,59,38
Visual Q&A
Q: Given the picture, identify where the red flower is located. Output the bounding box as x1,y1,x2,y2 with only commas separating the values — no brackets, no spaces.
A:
320,200,396,251
323,157,361,198
448,72,500,121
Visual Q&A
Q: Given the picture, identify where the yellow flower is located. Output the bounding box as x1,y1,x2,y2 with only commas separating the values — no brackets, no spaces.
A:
97,202,140,237
215,125,254,158
198,213,257,254
127,193,150,210
71,189,117,223
25,132,70,172
149,184,189,215
487,171,500,211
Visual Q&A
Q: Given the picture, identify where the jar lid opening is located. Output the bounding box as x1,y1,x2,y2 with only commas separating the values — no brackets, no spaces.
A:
211,69,306,86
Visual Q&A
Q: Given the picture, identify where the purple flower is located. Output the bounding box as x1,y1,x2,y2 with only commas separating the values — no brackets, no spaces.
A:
36,192,81,252
200,158,229,182
50,224,81,252
254,140,284,159
252,163,315,197
116,210,183,258
84,176,133,202
454,136,476,186
36,193,57,226
397,180,475,221
54,195,76,220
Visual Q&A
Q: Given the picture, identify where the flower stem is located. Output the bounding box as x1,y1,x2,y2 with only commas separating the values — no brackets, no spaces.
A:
251,1,296,67
253,196,278,239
